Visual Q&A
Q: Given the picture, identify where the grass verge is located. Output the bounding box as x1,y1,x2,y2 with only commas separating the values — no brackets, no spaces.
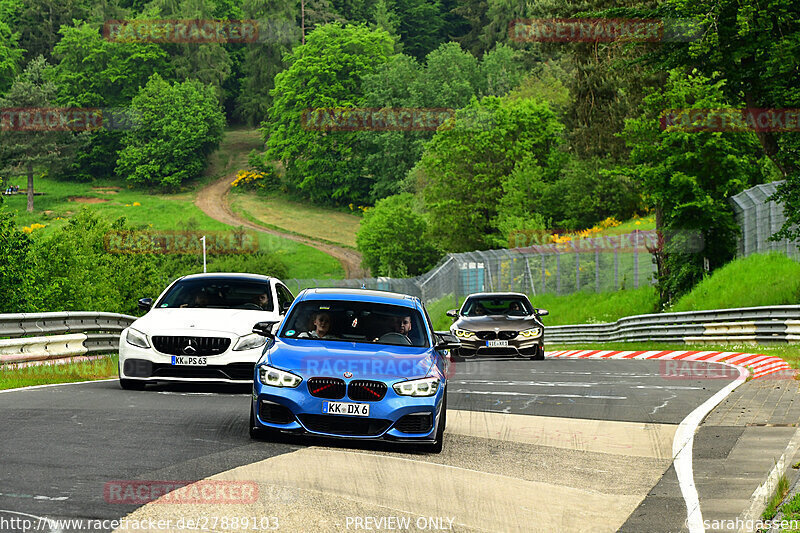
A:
230,189,361,249
775,489,800,532
762,474,790,521
0,354,119,391
671,253,800,312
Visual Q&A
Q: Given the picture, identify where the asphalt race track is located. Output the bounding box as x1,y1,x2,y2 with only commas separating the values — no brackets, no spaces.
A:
0,358,737,532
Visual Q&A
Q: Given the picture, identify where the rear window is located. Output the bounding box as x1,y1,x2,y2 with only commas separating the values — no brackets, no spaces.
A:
157,278,273,311
280,300,429,348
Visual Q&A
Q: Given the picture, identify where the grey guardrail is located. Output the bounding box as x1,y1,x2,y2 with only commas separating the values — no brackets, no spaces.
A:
543,305,800,345
0,312,137,358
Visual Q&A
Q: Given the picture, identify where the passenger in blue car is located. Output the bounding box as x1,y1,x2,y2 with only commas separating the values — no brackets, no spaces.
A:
299,311,331,339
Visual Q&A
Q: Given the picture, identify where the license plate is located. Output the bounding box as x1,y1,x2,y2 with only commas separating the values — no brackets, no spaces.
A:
171,356,208,366
487,340,508,347
322,401,370,417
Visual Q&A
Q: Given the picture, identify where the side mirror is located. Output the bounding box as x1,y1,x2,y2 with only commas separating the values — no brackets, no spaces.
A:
138,298,153,312
434,332,461,351
253,321,278,338
536,308,549,317
446,309,458,318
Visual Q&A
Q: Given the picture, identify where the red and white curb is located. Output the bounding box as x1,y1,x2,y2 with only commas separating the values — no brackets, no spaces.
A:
546,349,792,379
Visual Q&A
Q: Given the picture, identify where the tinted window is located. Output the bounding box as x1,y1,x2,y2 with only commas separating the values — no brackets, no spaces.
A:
157,278,273,311
280,300,428,347
462,297,532,317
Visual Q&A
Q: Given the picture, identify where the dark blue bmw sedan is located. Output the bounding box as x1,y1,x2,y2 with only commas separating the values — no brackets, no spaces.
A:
249,288,458,453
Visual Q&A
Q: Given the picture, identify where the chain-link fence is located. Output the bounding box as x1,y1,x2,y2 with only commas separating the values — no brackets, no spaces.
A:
731,180,800,260
287,231,658,304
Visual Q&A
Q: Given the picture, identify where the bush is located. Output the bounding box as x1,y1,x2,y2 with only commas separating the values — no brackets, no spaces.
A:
116,74,225,189
356,193,441,276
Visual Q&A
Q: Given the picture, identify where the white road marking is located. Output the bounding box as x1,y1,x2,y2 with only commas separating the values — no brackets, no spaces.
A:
452,389,627,400
0,378,116,395
673,363,747,533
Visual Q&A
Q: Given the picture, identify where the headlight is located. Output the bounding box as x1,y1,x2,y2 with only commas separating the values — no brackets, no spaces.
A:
233,333,267,351
125,328,150,348
451,328,475,339
258,365,302,388
520,327,542,338
393,377,440,397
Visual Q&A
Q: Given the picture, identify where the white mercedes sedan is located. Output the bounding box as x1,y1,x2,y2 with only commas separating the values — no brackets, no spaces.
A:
118,273,294,389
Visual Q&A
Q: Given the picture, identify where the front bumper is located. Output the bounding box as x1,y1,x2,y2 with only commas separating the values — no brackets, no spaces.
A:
252,379,445,441
118,333,264,384
455,336,543,357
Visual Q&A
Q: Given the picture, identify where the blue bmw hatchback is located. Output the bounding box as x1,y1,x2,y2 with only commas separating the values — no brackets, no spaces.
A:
249,288,458,453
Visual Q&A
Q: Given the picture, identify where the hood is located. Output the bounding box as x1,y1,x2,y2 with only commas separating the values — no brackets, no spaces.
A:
131,308,280,338
452,314,542,331
266,339,434,380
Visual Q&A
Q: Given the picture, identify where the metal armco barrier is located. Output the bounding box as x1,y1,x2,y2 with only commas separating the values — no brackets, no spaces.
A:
0,312,137,366
544,305,800,345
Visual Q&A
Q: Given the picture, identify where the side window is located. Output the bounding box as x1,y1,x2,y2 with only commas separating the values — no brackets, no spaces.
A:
277,285,294,313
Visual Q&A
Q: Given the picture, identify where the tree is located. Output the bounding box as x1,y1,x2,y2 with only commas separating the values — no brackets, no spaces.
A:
0,18,22,94
356,193,441,276
620,70,764,305
50,22,170,181
415,96,563,251
644,0,800,241
116,74,225,188
0,57,79,212
265,23,394,205
14,0,89,62
235,0,301,126
0,212,34,312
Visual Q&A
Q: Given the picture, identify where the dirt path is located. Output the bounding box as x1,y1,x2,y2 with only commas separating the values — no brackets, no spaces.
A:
195,174,367,279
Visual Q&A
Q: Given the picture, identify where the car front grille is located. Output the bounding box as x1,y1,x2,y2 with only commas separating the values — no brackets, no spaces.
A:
475,331,496,340
348,380,387,401
498,330,518,340
152,336,231,356
394,413,433,433
150,362,252,381
307,377,346,399
298,414,391,436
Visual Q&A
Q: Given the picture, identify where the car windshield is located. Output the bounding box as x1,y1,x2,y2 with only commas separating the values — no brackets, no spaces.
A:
462,297,532,317
156,278,273,311
280,300,429,347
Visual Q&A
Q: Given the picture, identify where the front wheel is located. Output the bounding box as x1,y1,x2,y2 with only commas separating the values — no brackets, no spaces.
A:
424,391,447,454
530,345,545,361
